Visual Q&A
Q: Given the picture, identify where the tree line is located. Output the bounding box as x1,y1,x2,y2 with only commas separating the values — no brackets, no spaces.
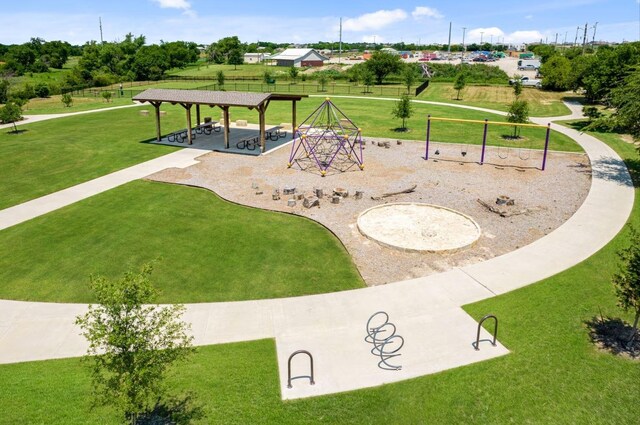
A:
533,42,640,139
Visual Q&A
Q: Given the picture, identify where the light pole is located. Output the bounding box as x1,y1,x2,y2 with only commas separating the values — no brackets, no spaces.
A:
462,27,467,58
480,31,484,44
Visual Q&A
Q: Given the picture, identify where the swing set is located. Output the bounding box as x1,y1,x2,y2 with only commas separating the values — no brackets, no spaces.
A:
424,115,552,170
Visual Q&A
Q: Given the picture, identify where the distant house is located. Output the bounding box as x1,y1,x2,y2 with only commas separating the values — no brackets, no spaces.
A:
244,53,265,64
266,48,328,67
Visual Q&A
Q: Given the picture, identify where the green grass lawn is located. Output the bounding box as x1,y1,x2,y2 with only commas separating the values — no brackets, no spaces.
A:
0,106,181,210
0,180,363,303
0,120,636,424
419,82,573,117
22,95,134,115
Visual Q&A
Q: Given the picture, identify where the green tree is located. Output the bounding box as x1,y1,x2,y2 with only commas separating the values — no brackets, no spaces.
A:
582,106,602,121
227,48,244,70
611,68,640,141
34,82,50,98
75,264,194,424
216,70,225,89
317,72,328,92
507,99,529,138
0,101,23,132
513,79,523,99
453,72,466,100
361,69,375,93
401,65,418,94
101,91,112,103
392,94,413,130
365,51,402,84
132,45,170,81
0,79,9,104
162,41,199,69
289,66,299,84
61,93,73,108
263,70,274,84
612,227,640,346
208,36,244,65
540,56,572,91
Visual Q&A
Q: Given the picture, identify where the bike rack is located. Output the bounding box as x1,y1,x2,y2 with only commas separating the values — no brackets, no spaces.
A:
473,314,498,351
287,350,315,388
365,311,404,371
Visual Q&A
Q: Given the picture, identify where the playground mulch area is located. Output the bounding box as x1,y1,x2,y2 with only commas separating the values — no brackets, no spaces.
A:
147,138,591,286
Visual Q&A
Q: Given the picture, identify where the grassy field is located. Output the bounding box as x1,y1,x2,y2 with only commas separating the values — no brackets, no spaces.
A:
0,180,363,303
0,106,180,209
22,95,134,114
419,82,573,117
0,127,637,422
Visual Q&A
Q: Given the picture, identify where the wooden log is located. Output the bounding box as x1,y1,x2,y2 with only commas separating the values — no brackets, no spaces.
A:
371,184,417,200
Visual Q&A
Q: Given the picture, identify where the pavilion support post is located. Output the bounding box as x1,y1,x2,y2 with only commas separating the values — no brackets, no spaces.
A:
152,102,162,141
222,106,230,149
196,104,201,125
259,105,266,153
183,103,193,145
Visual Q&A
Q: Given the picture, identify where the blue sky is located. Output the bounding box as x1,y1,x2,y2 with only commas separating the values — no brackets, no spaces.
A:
1,0,639,46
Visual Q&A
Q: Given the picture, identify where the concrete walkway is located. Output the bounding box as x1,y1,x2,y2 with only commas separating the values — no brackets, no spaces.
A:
0,101,634,400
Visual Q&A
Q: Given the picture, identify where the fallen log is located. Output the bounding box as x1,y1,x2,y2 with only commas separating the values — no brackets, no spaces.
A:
371,184,417,200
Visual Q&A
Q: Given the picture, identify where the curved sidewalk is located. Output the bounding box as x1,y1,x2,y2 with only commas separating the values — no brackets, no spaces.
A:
0,101,634,400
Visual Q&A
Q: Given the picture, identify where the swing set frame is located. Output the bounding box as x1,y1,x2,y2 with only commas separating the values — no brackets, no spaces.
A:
424,115,552,170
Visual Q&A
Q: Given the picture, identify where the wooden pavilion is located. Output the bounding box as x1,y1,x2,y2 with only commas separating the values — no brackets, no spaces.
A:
132,89,307,153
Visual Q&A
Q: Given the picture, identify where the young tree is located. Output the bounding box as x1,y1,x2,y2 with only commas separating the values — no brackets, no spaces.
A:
0,101,23,132
263,70,274,84
507,99,529,138
512,79,523,99
392,94,414,130
453,72,466,100
361,69,375,93
317,73,328,92
401,65,418,94
289,66,299,84
612,227,640,347
75,264,194,424
61,93,73,107
101,91,112,103
216,70,225,89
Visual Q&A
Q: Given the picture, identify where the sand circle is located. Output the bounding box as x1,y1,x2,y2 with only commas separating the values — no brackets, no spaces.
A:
357,203,481,252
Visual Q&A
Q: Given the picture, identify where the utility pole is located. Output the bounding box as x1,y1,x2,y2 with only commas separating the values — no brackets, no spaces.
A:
563,31,568,45
554,33,558,46
582,22,589,52
338,17,342,64
99,17,104,43
592,22,598,45
447,21,452,54
462,27,467,57
480,31,484,44
574,26,580,47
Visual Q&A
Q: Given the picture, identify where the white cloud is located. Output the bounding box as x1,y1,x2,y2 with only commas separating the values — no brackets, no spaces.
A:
468,27,505,41
343,9,407,32
412,6,443,19
524,14,534,20
506,30,545,43
151,0,191,9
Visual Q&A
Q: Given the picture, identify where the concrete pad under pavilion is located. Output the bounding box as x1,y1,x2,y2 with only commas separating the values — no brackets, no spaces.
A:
133,89,306,154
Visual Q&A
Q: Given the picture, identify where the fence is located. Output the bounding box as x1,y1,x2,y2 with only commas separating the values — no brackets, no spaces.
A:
69,82,413,98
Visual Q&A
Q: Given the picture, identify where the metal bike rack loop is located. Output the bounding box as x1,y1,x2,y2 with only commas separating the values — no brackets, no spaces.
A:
287,350,315,389
473,314,498,351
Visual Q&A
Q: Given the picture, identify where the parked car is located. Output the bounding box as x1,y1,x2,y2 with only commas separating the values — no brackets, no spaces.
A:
508,76,542,88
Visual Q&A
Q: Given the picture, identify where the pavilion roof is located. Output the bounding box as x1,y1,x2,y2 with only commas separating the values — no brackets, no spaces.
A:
133,89,273,108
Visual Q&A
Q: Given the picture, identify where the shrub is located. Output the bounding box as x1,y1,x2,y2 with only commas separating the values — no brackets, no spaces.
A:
61,93,73,107
34,83,50,98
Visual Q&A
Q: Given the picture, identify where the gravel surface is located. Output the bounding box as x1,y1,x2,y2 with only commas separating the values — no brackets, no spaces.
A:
148,137,591,286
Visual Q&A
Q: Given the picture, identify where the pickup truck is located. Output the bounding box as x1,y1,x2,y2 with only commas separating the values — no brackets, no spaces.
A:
508,76,541,88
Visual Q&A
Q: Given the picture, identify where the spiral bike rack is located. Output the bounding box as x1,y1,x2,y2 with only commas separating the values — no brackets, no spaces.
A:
365,311,404,371
287,350,315,389
473,314,498,351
